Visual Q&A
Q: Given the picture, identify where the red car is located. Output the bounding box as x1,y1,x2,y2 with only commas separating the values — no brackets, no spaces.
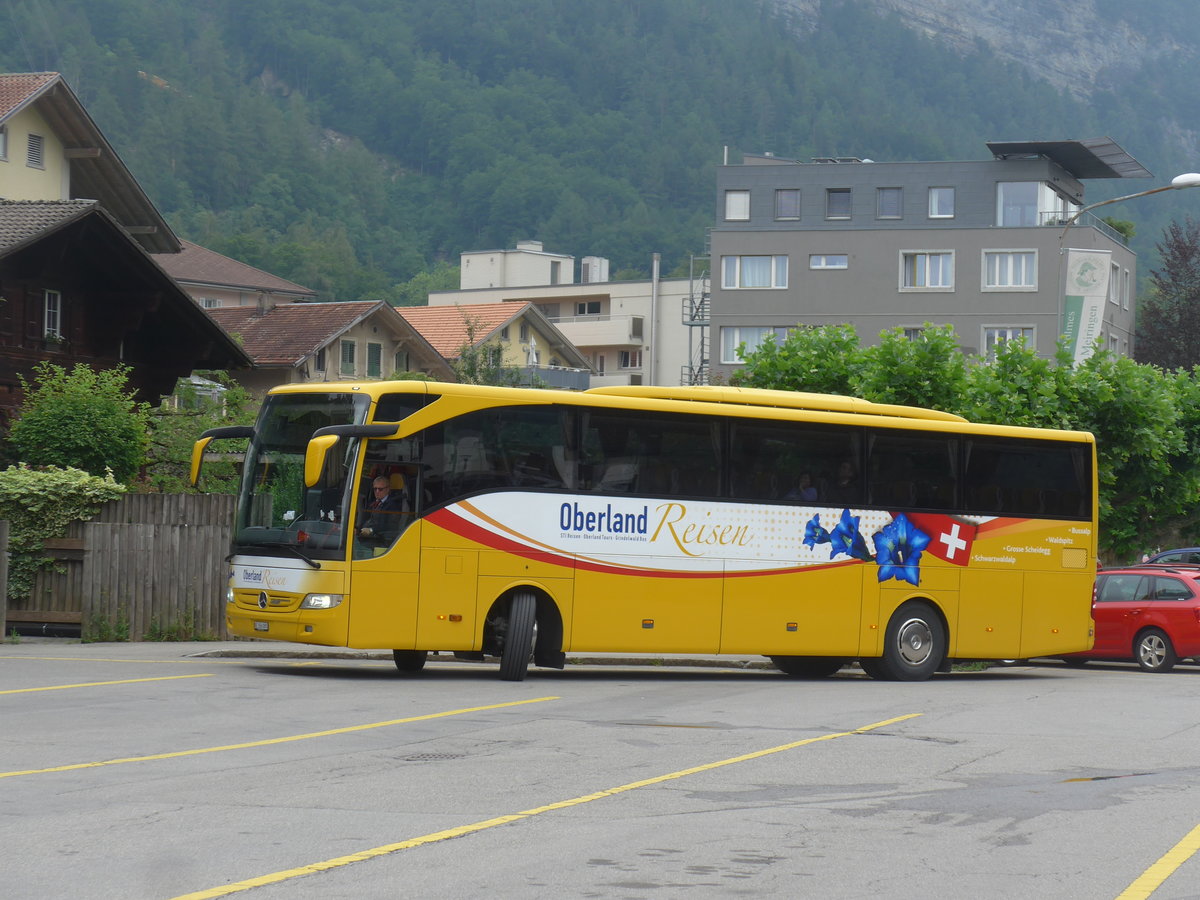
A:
1063,564,1200,672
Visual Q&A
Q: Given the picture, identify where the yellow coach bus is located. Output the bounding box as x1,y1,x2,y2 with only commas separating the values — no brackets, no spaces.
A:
192,381,1097,681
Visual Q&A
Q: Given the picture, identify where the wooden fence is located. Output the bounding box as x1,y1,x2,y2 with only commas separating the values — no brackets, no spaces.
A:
4,494,235,640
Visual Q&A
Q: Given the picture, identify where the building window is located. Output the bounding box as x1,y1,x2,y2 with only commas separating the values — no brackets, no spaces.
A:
536,303,560,319
27,133,45,169
720,326,788,363
43,289,62,338
198,297,220,309
1123,269,1131,310
550,260,561,285
775,189,800,220
619,350,642,369
825,188,851,219
984,326,1034,358
340,339,356,376
724,190,750,221
928,187,954,218
314,348,327,372
983,251,1036,290
500,326,509,340
394,350,409,373
721,255,788,289
576,300,601,316
1108,263,1121,305
0,124,7,160
995,182,1041,226
809,254,848,270
902,327,925,341
367,342,382,377
519,322,530,341
901,251,953,290
876,187,903,219
595,354,606,374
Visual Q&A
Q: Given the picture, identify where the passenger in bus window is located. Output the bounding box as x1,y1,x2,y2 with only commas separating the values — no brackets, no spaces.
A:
359,475,408,544
826,460,859,504
785,471,818,502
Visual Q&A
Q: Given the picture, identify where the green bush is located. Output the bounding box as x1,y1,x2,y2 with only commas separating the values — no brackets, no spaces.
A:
8,363,150,484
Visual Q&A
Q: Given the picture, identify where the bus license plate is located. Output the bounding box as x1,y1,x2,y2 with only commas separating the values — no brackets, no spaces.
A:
254,621,269,632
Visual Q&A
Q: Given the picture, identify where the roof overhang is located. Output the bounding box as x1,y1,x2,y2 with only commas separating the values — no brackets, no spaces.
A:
986,138,1153,180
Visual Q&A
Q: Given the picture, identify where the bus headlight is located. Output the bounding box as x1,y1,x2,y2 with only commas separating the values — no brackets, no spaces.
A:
300,593,344,609
226,586,235,604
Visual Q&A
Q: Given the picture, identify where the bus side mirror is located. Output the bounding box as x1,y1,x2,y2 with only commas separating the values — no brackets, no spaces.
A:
305,434,341,488
190,425,255,486
303,423,403,487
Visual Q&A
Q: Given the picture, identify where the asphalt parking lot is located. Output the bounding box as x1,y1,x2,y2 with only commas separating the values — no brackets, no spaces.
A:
3,638,1199,899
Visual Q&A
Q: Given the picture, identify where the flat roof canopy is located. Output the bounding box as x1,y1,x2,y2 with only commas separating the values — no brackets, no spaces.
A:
986,138,1153,180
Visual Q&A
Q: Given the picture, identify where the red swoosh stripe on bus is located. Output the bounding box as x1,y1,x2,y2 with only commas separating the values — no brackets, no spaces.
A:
425,507,853,579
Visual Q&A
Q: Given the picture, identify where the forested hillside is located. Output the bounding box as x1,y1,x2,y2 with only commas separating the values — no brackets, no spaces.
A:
2,0,1195,300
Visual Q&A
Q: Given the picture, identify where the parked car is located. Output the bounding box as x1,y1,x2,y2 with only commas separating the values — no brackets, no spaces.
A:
1062,564,1200,672
1145,547,1200,565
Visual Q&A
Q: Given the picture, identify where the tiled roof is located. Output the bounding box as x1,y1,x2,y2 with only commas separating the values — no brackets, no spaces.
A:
0,71,178,253
397,303,524,356
206,301,388,366
153,240,316,297
0,72,57,118
0,200,100,255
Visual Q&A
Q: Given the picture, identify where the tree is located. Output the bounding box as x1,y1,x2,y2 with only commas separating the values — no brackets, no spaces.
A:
729,324,862,395
854,324,968,413
1135,217,1200,370
450,315,529,387
7,363,151,484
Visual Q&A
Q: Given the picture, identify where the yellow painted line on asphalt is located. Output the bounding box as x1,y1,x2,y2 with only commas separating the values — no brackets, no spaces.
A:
0,696,559,781
172,712,921,900
0,673,213,695
1116,822,1200,899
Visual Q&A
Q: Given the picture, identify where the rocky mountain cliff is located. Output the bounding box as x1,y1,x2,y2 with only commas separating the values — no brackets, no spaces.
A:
771,0,1193,101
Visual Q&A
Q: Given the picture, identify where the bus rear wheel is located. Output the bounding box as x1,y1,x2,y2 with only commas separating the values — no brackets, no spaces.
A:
876,601,945,681
392,650,428,673
498,591,537,682
770,656,846,678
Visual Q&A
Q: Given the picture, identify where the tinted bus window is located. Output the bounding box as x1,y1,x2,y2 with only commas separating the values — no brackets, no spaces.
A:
423,406,573,505
867,431,959,510
728,419,861,505
580,409,722,498
964,438,1090,518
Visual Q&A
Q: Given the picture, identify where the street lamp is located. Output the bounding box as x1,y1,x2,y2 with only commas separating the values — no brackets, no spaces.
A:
1059,172,1200,239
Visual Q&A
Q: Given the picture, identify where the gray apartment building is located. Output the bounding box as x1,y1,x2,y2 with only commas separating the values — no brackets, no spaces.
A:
709,139,1149,381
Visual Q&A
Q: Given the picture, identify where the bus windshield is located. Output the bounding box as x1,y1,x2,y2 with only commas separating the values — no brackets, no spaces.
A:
234,392,370,562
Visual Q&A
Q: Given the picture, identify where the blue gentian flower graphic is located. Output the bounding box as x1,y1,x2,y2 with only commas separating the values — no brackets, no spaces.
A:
872,513,931,585
829,508,873,561
803,513,830,549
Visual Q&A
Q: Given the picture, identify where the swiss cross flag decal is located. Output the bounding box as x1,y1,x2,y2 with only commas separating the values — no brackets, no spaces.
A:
903,514,977,566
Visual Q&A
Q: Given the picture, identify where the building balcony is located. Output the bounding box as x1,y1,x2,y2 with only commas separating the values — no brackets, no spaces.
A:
550,315,644,348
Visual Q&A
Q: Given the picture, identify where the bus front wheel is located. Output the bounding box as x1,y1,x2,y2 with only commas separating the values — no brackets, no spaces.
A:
876,601,945,681
392,649,427,673
498,591,537,682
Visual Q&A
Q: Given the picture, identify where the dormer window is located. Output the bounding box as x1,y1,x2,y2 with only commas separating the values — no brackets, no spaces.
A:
27,133,45,169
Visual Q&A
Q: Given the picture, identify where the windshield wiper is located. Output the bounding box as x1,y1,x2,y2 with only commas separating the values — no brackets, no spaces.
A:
239,541,322,569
